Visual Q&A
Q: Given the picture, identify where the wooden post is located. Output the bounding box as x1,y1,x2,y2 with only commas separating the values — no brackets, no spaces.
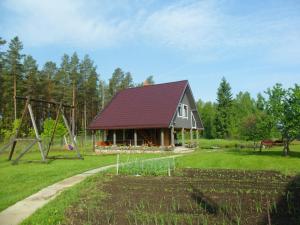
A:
190,129,193,143
171,127,175,147
160,129,164,147
123,129,126,144
196,129,199,146
113,130,116,146
134,129,137,146
181,128,185,147
92,130,96,152
103,130,106,141
28,103,45,161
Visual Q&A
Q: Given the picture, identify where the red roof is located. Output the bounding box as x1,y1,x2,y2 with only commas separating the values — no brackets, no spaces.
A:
88,80,188,129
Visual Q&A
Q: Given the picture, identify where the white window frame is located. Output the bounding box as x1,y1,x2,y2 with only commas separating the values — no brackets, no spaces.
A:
177,104,183,117
178,103,188,119
191,112,197,129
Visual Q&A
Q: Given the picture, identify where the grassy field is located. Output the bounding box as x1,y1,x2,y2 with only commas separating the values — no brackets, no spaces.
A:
3,139,300,224
0,146,171,211
177,145,300,175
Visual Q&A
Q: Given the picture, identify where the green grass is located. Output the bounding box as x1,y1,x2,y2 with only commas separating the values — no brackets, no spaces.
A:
0,147,170,211
177,144,300,175
21,173,109,225
6,139,300,225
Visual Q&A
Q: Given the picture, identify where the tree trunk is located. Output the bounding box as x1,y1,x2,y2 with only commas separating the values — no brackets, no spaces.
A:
283,140,289,156
72,82,76,136
14,74,17,120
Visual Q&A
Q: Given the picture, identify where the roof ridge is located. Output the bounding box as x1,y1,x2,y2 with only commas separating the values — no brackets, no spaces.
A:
122,80,188,91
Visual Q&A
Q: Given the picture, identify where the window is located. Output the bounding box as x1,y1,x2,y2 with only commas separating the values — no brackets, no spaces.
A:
178,104,182,117
178,104,188,119
191,113,196,129
183,105,188,118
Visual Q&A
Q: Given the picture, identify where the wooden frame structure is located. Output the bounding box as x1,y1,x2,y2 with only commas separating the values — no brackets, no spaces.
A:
0,96,82,164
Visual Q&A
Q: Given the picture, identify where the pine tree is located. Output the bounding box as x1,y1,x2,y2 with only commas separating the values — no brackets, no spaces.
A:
23,55,39,98
108,68,125,99
39,61,57,101
214,77,233,138
0,37,6,133
4,36,24,121
69,52,80,135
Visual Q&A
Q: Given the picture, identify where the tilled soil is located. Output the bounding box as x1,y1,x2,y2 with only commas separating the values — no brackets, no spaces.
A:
65,169,300,225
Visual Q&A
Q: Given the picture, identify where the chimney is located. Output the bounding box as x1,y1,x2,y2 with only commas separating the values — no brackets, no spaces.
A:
143,80,150,86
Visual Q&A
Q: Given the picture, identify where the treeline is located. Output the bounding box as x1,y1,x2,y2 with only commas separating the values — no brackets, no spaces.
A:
198,77,300,155
0,36,154,138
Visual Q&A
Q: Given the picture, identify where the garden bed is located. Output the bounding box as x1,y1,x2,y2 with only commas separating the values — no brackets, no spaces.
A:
64,169,300,225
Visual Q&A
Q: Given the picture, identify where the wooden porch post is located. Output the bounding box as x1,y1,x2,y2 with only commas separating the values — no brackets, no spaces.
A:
171,127,175,147
113,130,116,146
190,129,193,143
196,129,199,146
134,129,137,146
160,129,164,147
181,128,185,147
123,129,126,144
92,130,96,152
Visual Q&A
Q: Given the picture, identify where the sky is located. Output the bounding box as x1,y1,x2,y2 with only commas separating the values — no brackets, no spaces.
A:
0,0,300,102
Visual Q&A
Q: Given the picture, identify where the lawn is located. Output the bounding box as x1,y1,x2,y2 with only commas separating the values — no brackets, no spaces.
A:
177,143,300,175
6,139,300,224
0,146,171,212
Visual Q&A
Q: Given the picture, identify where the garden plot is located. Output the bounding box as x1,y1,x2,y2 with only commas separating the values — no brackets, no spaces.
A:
64,169,300,225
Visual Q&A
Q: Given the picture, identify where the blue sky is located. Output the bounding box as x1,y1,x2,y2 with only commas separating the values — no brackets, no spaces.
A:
1,0,300,101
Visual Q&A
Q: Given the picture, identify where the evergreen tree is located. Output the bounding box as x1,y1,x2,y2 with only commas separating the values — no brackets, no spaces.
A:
198,100,216,139
256,93,265,111
0,37,6,135
4,36,24,122
108,68,125,99
39,61,57,101
214,77,233,138
23,55,39,98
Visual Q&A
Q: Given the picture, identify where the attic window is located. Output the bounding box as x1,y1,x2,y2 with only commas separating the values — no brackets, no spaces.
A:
183,105,188,118
178,104,182,117
178,104,188,119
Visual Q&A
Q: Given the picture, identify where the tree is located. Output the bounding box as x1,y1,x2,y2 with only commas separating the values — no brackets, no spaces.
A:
256,93,266,111
0,37,6,132
39,61,57,101
214,77,233,138
198,100,216,139
6,37,24,120
241,112,272,150
266,84,300,156
23,55,39,98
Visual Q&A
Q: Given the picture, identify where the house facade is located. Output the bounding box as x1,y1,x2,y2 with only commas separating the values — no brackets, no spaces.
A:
88,80,203,149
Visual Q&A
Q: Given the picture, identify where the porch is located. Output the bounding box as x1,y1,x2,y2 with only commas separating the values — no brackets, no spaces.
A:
91,128,200,150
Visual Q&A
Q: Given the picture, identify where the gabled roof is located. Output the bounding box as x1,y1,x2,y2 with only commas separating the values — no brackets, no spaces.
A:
88,80,188,129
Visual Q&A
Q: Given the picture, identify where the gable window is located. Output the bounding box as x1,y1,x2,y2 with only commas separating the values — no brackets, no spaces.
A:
191,112,196,129
178,104,188,119
183,105,188,118
178,104,183,117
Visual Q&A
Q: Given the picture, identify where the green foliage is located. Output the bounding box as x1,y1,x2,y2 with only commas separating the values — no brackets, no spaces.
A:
2,119,24,140
41,118,67,138
266,84,300,155
198,100,216,138
240,112,272,142
215,77,233,138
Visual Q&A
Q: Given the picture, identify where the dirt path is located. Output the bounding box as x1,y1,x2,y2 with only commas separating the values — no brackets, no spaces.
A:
0,155,181,225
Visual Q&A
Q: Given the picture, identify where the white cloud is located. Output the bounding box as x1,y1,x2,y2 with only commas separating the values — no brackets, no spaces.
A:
1,0,300,63
1,0,133,47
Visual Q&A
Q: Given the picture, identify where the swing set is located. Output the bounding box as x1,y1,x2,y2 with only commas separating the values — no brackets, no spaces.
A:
0,96,83,164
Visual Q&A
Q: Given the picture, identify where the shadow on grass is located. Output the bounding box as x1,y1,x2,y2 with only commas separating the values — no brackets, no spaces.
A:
191,187,237,224
227,148,300,159
261,175,300,225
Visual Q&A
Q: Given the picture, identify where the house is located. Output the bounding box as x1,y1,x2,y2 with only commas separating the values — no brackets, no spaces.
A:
88,80,203,149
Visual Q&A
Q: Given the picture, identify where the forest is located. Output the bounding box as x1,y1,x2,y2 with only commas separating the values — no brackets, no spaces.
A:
0,36,299,155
